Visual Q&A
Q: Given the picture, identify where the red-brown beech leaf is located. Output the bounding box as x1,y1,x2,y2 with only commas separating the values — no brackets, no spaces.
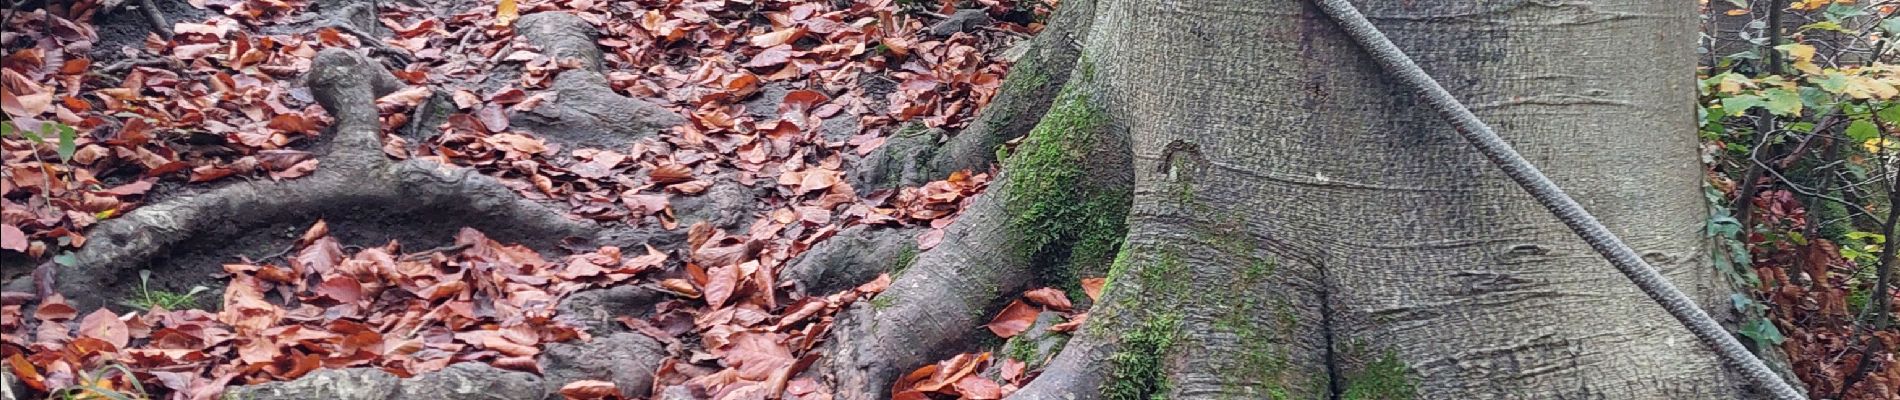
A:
559,380,618,399
1048,313,1086,333
1080,278,1106,302
985,300,1038,338
704,263,739,309
954,375,1004,399
79,308,130,349
96,179,156,196
314,275,365,304
1,224,26,252
267,114,317,134
748,27,805,48
475,105,509,132
5,354,45,391
1021,287,1073,312
34,294,77,321
650,163,694,184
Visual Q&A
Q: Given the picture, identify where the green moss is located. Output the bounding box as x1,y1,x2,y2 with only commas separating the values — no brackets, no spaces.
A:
1340,351,1416,400
1004,334,1040,362
1003,329,1069,369
986,50,1051,162
1002,62,1128,297
1105,313,1182,400
895,122,929,137
870,293,896,310
892,244,919,275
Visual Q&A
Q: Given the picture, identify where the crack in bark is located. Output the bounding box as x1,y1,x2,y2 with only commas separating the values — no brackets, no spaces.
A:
1317,259,1344,400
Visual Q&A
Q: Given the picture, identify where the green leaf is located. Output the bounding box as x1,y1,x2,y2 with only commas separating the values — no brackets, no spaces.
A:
1740,318,1786,346
1731,293,1756,312
53,252,77,267
1847,119,1879,142
1721,95,1767,115
1800,86,1837,117
1799,21,1852,33
54,123,77,163
1845,231,1886,243
1812,71,1851,93
1882,16,1900,36
1877,102,1900,123
1763,88,1802,115
1825,3,1869,22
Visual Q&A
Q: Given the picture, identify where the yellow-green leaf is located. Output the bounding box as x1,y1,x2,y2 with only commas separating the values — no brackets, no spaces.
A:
496,0,519,27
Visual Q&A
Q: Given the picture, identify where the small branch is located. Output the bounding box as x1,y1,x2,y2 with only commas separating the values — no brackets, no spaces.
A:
401,243,472,261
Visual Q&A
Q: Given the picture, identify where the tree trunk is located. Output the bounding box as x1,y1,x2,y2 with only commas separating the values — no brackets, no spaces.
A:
1003,0,1759,398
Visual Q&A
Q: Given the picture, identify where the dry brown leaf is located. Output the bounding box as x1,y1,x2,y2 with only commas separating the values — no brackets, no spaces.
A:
1021,287,1073,312
559,380,618,399
78,308,130,349
985,300,1037,338
1080,278,1106,302
650,163,694,184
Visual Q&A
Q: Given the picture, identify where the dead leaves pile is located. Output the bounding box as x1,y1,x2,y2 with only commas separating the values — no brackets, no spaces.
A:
350,0,1029,230
5,0,1045,398
2,0,359,259
1748,190,1900,398
894,282,1098,400
2,222,666,399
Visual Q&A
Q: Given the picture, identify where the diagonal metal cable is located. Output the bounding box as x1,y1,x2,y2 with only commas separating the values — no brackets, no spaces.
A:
1310,1,1807,399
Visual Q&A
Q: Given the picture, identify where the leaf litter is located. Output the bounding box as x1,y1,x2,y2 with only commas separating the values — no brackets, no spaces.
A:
2,0,1048,398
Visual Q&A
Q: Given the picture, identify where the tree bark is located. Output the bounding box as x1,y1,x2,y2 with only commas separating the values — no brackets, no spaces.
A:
1008,0,1760,398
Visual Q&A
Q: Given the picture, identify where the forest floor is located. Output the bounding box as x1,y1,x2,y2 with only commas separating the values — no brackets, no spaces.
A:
1,0,1070,398
0,0,1895,399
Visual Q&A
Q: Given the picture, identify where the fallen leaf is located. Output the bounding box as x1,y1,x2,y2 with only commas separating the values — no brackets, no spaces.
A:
985,300,1038,338
1,224,26,252
496,0,520,26
1081,278,1105,302
79,308,130,348
1022,287,1073,312
559,380,618,399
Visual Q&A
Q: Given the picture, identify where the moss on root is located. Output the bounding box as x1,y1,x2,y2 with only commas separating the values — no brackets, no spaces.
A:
1001,62,1128,298
1105,313,1182,400
891,244,918,275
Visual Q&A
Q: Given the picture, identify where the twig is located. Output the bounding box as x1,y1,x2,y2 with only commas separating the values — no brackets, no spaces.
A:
1755,157,1887,226
252,243,299,263
1733,0,1790,232
400,243,471,261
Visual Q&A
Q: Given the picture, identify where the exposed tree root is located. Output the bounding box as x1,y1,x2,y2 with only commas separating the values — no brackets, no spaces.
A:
778,225,923,297
805,32,1138,397
816,186,1039,400
852,0,1096,191
5,48,596,311
507,13,685,147
923,0,1095,178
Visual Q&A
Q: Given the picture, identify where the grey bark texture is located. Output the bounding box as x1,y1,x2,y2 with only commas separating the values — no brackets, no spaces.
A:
1013,0,1761,399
